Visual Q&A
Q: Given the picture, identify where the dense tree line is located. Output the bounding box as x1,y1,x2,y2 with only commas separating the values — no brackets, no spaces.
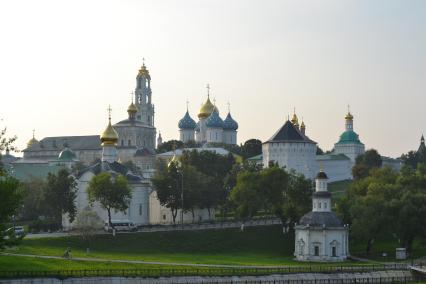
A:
156,139,263,160
339,164,426,254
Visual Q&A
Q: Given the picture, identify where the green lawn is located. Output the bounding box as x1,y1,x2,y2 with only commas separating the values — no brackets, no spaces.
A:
5,226,299,266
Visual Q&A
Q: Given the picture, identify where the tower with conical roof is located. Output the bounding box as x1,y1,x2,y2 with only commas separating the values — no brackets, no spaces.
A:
333,107,365,163
294,168,349,262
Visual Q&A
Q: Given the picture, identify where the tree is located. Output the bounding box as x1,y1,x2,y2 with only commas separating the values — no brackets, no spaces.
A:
74,206,103,243
156,140,184,154
230,171,263,220
152,160,182,223
0,127,18,176
352,149,382,179
20,177,46,221
0,176,23,248
87,172,132,230
240,139,262,159
44,169,77,226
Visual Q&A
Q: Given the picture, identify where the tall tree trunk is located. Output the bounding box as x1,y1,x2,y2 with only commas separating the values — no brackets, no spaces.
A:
366,238,374,255
171,208,177,224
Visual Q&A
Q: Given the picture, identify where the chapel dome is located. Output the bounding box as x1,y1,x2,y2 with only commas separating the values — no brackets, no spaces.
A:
205,109,224,128
178,111,197,130
198,97,216,119
299,211,343,227
345,112,354,120
336,130,362,145
138,64,150,79
223,113,238,130
127,102,138,114
58,147,76,161
101,120,119,146
27,137,38,147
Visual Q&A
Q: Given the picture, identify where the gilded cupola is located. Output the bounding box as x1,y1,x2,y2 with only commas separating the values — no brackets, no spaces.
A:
101,106,119,146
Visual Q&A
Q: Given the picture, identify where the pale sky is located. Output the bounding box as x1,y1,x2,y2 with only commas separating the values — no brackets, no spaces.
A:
0,0,425,158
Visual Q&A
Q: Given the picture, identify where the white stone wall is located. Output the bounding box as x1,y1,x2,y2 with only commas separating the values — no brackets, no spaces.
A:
206,127,223,144
294,227,349,262
316,159,353,182
223,130,237,145
333,143,365,163
180,129,195,143
262,142,317,179
196,119,207,143
115,125,156,152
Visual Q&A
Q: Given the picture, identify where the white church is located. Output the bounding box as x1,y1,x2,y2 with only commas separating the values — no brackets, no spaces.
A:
294,169,349,261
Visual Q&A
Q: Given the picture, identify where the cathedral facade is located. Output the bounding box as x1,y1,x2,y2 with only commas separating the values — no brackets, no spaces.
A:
21,63,157,167
178,86,238,145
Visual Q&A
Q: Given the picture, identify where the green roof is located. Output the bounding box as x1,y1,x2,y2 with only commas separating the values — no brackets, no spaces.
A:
336,130,363,145
247,154,263,161
10,163,63,181
58,148,76,161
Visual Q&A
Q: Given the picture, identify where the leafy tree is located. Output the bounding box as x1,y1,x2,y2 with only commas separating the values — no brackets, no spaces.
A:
20,178,46,221
74,206,103,244
156,140,184,154
240,139,262,159
0,127,18,176
44,169,77,226
87,172,132,229
230,171,263,220
0,176,23,248
352,149,382,179
152,160,182,223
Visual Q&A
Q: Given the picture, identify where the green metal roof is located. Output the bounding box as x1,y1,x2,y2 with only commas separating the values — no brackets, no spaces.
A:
336,130,363,145
10,163,63,181
58,148,76,161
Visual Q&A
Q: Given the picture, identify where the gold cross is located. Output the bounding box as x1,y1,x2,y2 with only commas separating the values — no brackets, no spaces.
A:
107,105,112,121
32,129,35,138
206,83,210,97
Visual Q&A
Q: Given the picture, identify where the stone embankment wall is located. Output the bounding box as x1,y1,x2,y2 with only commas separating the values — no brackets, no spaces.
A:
0,270,413,284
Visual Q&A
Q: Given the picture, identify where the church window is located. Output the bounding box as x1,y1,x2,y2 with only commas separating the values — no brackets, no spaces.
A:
314,246,319,256
332,246,337,257
324,202,327,209
162,214,166,220
139,204,142,215
128,140,131,146
318,202,321,209
121,140,124,146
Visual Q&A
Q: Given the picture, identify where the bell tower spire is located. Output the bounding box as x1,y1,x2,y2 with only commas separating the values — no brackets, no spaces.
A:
135,58,154,126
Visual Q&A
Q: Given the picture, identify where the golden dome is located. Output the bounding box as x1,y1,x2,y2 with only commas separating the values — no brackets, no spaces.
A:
27,137,38,147
138,64,150,78
198,97,216,119
300,121,306,129
127,102,138,114
101,119,119,146
345,112,354,120
291,113,299,127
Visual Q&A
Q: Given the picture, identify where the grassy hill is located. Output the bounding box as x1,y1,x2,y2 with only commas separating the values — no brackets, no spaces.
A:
6,226,296,266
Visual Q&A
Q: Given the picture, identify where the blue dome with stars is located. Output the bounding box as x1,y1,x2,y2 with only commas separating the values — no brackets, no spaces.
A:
223,112,238,130
178,111,197,130
205,109,224,128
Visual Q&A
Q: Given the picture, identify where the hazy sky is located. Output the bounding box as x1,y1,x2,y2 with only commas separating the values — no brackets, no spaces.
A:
0,0,425,157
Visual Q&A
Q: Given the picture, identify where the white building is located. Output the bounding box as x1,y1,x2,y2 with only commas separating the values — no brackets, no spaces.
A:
178,86,238,145
294,170,349,262
262,115,317,179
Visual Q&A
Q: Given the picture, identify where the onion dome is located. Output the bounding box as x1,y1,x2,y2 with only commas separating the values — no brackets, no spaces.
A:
138,63,150,79
345,111,353,120
316,170,328,180
127,102,138,114
178,111,197,130
198,97,216,119
223,112,238,130
291,113,299,127
300,120,306,130
27,130,38,147
205,109,224,128
58,147,76,161
101,113,119,146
